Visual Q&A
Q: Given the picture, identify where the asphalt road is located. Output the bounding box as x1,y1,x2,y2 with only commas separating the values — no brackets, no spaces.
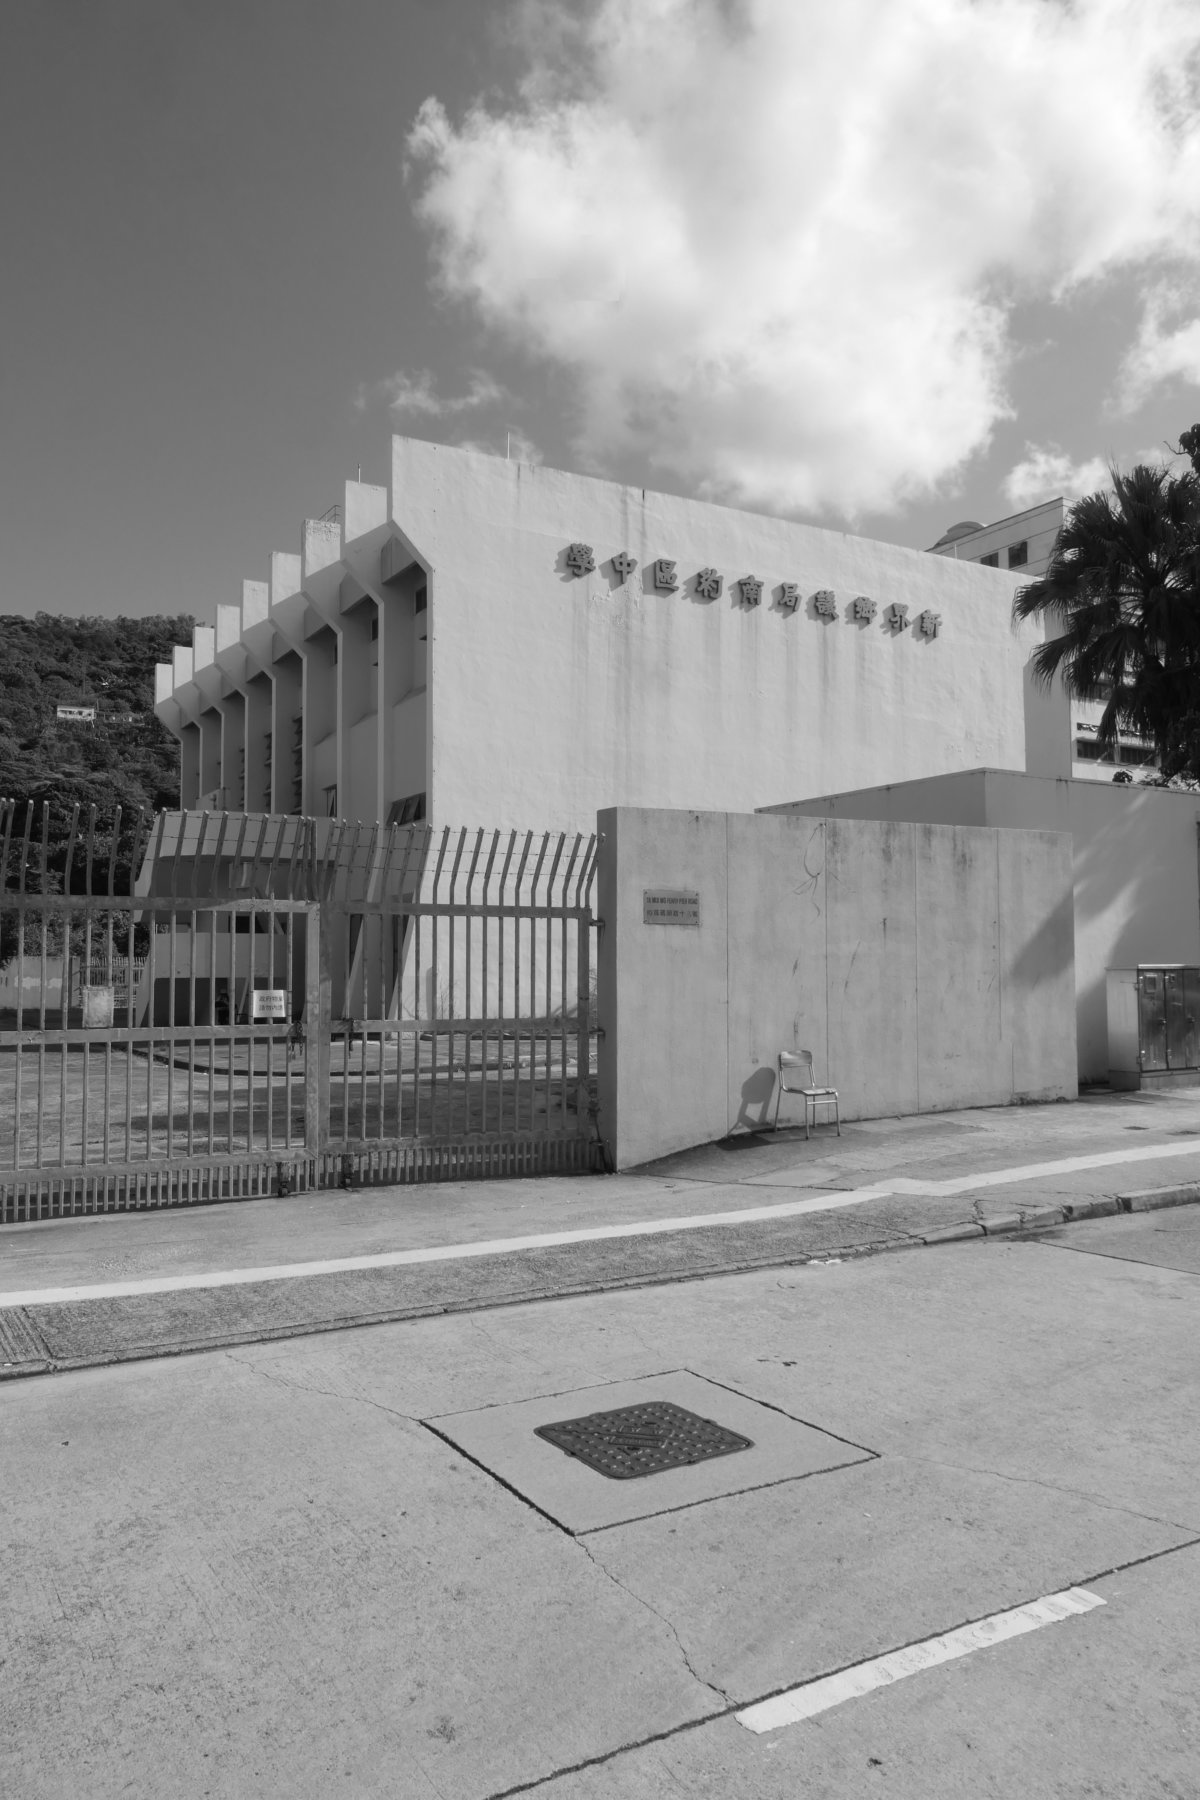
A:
3,1203,1199,1797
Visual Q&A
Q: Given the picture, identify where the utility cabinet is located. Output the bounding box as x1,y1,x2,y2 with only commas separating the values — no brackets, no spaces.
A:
1107,966,1200,1090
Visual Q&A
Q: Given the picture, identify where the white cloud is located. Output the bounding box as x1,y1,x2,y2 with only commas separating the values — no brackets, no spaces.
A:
408,0,1200,520
1115,284,1200,414
356,367,509,416
1002,444,1112,510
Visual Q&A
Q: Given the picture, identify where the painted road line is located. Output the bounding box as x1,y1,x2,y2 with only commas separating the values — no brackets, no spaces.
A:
2,1138,1198,1309
745,1141,1200,1192
736,1587,1106,1734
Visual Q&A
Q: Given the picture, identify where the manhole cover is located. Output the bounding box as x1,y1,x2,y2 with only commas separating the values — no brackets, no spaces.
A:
534,1400,754,1481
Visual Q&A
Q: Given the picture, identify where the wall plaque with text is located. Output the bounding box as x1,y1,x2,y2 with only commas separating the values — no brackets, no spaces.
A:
251,988,289,1020
643,889,701,927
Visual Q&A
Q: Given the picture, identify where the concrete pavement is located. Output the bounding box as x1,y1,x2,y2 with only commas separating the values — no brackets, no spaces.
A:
3,1197,1199,1796
4,1087,1200,1376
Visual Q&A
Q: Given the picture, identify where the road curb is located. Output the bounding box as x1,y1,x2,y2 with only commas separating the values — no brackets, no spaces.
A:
920,1222,985,1244
1060,1198,1122,1221
1117,1181,1200,1212
4,1183,1200,1384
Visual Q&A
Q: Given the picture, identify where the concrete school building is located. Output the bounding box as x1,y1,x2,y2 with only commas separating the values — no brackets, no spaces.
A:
154,436,1074,836
149,436,1200,1158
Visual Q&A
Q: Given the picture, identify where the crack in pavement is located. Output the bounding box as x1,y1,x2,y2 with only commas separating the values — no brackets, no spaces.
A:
222,1349,419,1426
900,1449,1200,1537
482,1534,1200,1798
574,1533,732,1711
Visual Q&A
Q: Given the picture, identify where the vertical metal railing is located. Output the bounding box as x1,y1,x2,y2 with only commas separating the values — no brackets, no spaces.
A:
323,823,599,1183
0,800,324,1221
2,804,600,1218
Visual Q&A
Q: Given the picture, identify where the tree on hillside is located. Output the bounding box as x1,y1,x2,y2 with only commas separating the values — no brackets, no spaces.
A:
0,613,192,820
1012,460,1200,779
0,615,192,947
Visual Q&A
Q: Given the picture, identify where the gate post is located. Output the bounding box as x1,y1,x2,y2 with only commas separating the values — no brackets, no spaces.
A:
304,902,331,1171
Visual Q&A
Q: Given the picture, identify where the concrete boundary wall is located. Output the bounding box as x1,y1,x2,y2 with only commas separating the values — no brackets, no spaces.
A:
596,807,1076,1170
767,771,1200,1083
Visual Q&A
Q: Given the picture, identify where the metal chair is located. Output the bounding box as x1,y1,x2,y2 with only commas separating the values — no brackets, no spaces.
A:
772,1049,840,1138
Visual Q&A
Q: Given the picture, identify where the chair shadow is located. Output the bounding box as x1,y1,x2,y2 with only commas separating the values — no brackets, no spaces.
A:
733,1065,777,1134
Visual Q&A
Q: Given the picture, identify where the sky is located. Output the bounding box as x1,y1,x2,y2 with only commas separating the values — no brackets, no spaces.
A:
2,0,1199,623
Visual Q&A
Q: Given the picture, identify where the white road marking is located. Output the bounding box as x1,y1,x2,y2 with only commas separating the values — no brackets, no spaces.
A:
1,1138,1197,1309
736,1587,1106,1733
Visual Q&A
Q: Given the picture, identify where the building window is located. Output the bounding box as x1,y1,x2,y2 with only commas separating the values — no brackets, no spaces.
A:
324,784,338,817
415,584,428,615
979,552,999,568
1007,541,1028,568
386,792,426,826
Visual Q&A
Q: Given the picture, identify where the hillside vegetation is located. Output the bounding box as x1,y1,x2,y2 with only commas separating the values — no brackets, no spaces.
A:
0,613,192,822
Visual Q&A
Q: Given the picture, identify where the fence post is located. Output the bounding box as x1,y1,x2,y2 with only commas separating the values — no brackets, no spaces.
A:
576,902,591,1105
304,902,331,1170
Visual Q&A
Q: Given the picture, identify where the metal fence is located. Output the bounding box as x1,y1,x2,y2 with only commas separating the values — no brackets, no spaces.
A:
325,821,599,1186
1,802,600,1222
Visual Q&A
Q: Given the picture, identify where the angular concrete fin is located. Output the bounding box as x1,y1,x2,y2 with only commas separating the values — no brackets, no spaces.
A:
192,625,215,671
241,579,269,628
338,570,369,613
155,663,175,705
216,603,241,652
303,516,342,580
173,645,194,684
270,551,303,607
343,479,387,544
380,534,416,584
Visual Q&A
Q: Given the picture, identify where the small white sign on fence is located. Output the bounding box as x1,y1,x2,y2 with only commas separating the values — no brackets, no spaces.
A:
81,986,115,1028
251,989,288,1021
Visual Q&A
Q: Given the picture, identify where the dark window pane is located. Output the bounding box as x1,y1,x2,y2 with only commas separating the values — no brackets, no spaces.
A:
1008,540,1029,567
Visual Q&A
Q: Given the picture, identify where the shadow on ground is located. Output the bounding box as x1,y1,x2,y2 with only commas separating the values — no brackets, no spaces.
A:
636,1117,983,1183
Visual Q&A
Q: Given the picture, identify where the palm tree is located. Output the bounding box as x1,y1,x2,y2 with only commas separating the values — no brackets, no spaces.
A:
1012,463,1200,770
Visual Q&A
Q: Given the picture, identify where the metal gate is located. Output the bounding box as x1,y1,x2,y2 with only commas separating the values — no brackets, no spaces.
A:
1,804,599,1223
319,819,600,1188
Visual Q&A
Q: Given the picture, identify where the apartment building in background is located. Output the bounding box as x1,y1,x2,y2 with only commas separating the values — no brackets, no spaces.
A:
928,498,1159,780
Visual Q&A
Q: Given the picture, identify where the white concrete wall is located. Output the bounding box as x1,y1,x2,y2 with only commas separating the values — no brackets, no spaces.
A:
390,691,427,813
388,438,1050,835
767,772,1200,1084
156,440,1067,836
597,806,1076,1169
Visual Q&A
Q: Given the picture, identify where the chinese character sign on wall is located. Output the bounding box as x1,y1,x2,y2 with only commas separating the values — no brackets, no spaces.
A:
564,542,596,576
559,544,945,642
